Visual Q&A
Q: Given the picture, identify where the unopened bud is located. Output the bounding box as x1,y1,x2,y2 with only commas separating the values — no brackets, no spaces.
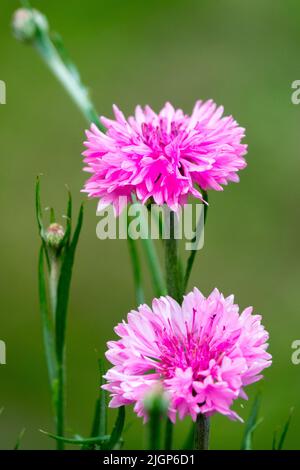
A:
45,223,65,250
12,8,48,43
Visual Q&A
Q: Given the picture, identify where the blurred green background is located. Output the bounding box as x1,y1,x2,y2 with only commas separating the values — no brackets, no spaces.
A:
1,0,300,450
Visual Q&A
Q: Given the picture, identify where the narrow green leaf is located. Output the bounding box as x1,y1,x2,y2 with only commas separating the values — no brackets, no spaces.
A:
62,188,72,247
35,176,43,234
14,428,26,450
35,176,50,269
130,196,166,297
104,407,125,450
276,408,294,450
272,430,278,450
55,204,84,362
90,360,107,438
38,246,57,386
40,429,110,446
241,393,263,450
181,422,195,450
184,191,208,292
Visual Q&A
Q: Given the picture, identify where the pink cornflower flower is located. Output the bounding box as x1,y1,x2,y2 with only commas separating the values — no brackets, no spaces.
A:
82,101,247,214
103,288,271,422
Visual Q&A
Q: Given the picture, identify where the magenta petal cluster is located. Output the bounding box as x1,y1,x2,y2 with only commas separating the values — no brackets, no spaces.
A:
103,288,271,422
82,101,247,214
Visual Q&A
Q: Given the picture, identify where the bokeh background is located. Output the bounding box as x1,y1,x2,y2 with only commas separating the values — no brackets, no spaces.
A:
1,0,300,450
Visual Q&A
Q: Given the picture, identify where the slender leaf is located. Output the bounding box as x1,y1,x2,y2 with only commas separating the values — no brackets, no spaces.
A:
14,429,26,450
35,176,50,269
182,423,195,450
272,430,278,450
90,360,107,438
38,246,56,387
55,204,83,362
104,407,125,450
62,188,72,247
241,393,263,450
274,408,294,450
130,196,166,297
35,175,43,235
40,429,110,446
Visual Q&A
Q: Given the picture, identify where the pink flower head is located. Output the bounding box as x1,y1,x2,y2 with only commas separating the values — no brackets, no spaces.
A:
103,288,271,422
82,101,247,215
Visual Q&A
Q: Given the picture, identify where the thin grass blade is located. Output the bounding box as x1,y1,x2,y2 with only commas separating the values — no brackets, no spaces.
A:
241,393,263,450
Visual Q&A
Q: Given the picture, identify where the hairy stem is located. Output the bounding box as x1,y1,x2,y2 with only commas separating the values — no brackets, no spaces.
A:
48,255,65,450
194,414,210,450
49,256,60,316
34,28,102,129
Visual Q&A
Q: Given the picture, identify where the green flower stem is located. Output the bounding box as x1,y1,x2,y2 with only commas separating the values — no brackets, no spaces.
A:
33,27,103,129
55,362,65,450
127,235,144,305
164,419,173,450
184,191,208,292
165,210,182,302
131,196,167,298
194,414,210,450
48,254,65,450
49,256,61,316
164,210,182,450
141,234,167,298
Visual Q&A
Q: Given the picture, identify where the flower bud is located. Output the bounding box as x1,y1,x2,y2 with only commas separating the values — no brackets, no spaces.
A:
45,223,65,250
12,8,48,43
144,384,169,417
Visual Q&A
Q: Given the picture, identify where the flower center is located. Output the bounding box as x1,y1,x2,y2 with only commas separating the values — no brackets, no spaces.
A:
141,118,184,152
156,330,211,380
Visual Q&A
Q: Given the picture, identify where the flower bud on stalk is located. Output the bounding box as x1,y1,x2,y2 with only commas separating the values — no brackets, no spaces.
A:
12,8,48,43
45,223,65,315
45,223,65,253
144,385,169,450
144,384,169,418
